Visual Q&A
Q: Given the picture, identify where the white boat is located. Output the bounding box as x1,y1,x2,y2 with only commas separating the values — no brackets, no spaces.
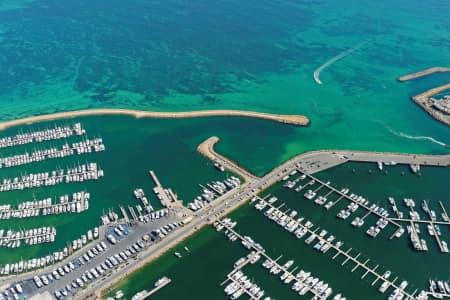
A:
410,164,420,174
377,162,383,171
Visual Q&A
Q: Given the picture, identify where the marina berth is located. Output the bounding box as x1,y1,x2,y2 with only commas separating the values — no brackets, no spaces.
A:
0,227,99,275
0,137,105,169
284,168,450,254
0,123,85,149
223,268,266,300
0,226,56,248
0,191,90,220
187,177,241,211
284,170,399,239
215,218,340,300
246,198,421,299
133,188,154,213
0,162,104,192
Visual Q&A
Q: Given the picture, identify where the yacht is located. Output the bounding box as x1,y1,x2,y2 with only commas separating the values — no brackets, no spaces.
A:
351,217,364,227
410,164,420,174
377,162,383,171
115,290,124,299
304,190,316,200
333,293,346,300
282,260,294,269
214,163,225,172
442,241,449,253
234,257,246,268
155,276,170,287
131,290,147,300
379,281,389,293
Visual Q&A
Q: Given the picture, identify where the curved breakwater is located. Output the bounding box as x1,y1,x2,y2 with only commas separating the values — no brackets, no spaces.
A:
0,109,310,131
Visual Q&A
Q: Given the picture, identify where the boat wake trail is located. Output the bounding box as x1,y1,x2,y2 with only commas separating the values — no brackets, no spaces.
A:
385,125,448,148
313,41,367,85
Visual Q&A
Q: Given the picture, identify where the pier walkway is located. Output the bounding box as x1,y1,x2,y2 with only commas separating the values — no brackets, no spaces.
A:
149,170,171,208
340,151,450,167
148,170,184,209
390,218,450,226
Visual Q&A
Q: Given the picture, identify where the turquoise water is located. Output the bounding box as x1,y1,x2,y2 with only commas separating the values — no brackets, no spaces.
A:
0,0,450,298
0,0,449,158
